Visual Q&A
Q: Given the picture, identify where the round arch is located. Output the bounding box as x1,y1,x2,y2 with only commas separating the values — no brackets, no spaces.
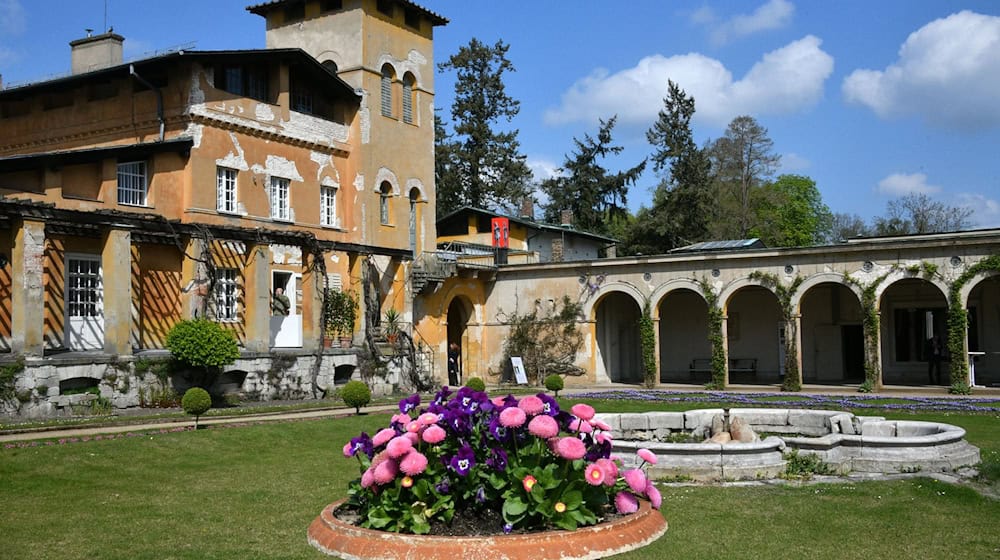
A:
959,270,1000,306
719,278,776,312
650,278,706,319
405,178,427,202
792,272,864,314
583,281,646,321
594,291,643,384
725,282,783,384
878,276,949,386
658,286,711,384
374,167,400,195
874,272,949,308
964,271,1000,387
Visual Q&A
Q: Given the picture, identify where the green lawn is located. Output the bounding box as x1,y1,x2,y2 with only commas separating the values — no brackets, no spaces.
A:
1,400,998,559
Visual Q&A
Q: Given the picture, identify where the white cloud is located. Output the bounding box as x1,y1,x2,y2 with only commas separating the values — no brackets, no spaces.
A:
780,152,811,172
842,11,1000,130
544,36,833,129
527,157,563,182
955,193,1000,228
689,6,716,25
0,0,25,36
707,0,795,46
875,173,941,196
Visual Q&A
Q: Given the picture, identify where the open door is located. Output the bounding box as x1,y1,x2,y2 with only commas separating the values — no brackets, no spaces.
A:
271,271,302,347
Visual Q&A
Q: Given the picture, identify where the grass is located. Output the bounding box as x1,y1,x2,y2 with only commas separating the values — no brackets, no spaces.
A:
1,397,998,559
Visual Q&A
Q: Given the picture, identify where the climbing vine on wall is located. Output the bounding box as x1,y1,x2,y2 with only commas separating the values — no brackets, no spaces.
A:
843,269,895,393
698,279,726,390
946,254,1000,395
640,300,656,389
748,272,804,392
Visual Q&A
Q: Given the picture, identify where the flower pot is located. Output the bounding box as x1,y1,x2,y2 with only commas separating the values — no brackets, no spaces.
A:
308,498,667,560
339,336,352,348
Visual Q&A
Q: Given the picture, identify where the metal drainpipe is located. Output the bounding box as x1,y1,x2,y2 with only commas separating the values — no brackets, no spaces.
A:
129,64,164,142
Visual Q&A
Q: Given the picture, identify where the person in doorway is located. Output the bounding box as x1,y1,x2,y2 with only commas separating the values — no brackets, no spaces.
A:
447,342,461,386
272,287,290,316
926,335,943,384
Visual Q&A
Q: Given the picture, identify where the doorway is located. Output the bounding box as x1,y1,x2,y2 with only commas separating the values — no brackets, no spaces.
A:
271,270,302,347
64,254,104,350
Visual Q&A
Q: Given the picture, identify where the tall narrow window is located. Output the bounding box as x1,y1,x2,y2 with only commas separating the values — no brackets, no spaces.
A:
217,167,238,214
224,67,244,95
380,65,394,117
409,188,419,254
247,69,269,102
270,177,291,221
117,161,147,206
215,268,239,322
379,182,391,225
320,185,337,227
402,74,414,124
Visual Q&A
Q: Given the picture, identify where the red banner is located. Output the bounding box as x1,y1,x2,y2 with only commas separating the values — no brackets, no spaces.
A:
491,217,509,248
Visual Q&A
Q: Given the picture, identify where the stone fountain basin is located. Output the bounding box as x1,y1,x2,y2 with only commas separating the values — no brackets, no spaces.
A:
599,408,980,481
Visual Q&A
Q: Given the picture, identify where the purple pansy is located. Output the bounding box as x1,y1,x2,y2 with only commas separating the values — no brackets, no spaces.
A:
449,445,476,477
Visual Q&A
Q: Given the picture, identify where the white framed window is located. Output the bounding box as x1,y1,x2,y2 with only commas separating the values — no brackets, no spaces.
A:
66,257,102,318
270,177,291,221
379,182,391,225
117,161,147,206
215,268,239,322
320,185,337,227
216,167,238,214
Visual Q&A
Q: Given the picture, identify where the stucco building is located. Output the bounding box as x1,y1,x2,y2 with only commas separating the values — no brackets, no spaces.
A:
0,0,446,413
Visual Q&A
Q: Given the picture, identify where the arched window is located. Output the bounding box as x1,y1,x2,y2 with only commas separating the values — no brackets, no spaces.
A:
409,187,420,254
402,73,415,124
380,65,395,118
380,182,392,224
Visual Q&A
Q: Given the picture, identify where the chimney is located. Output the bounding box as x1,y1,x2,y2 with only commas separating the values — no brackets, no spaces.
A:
519,198,534,220
560,209,573,227
70,31,125,74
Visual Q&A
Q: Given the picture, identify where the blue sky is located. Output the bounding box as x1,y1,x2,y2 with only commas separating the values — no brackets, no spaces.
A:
2,0,998,228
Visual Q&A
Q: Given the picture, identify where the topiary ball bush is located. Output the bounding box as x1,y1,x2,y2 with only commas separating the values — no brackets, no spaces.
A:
464,376,486,392
182,387,212,428
166,319,240,369
342,380,371,414
544,374,564,396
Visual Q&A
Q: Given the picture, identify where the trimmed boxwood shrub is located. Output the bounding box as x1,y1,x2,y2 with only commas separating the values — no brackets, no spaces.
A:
464,376,486,392
181,387,212,429
341,380,371,414
166,319,240,389
544,374,564,397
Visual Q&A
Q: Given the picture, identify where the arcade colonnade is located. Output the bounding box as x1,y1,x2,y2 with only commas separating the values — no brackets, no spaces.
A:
434,231,1000,390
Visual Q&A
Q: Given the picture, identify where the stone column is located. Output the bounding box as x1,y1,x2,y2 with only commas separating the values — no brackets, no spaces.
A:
102,228,133,355
652,316,662,387
11,219,45,357
243,243,271,352
790,313,803,387
872,311,884,390
720,313,731,387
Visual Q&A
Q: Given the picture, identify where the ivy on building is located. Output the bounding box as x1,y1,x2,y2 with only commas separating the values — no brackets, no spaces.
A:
748,271,804,392
640,300,656,388
946,254,1000,395
843,269,895,393
698,279,727,390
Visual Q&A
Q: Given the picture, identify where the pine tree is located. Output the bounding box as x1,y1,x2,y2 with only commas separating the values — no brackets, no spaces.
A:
436,39,532,213
541,117,646,237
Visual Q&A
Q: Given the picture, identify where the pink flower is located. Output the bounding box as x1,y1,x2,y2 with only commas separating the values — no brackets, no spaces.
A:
584,463,605,486
596,458,618,485
342,443,354,457
404,432,420,445
569,418,593,433
615,491,639,514
373,460,399,485
406,421,422,433
372,428,396,448
624,469,647,494
517,396,544,416
592,419,612,431
361,468,376,488
391,413,410,425
595,432,613,445
386,436,413,458
400,450,429,476
571,403,596,421
422,425,446,444
637,448,658,465
522,475,537,492
527,415,559,439
491,396,507,408
401,476,414,488
499,406,527,428
418,412,439,426
554,437,586,460
645,481,662,510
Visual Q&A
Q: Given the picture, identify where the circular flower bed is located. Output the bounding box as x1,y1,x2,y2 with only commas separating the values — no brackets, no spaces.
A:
339,387,661,535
